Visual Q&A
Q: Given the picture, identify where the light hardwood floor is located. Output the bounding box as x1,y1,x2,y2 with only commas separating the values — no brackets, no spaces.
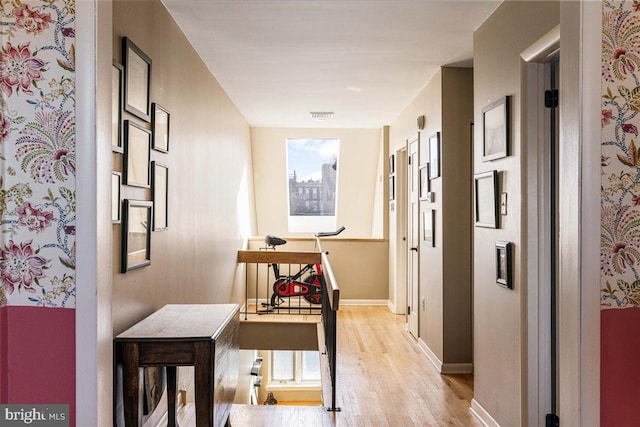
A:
327,306,479,426
185,306,479,426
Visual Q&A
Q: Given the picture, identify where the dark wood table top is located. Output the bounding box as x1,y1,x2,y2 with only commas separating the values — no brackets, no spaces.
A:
114,304,239,342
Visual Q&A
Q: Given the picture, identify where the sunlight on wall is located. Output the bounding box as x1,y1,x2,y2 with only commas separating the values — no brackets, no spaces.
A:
237,167,252,239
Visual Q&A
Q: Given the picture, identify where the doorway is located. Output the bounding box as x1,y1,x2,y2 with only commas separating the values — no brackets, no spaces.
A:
407,135,419,339
523,32,560,426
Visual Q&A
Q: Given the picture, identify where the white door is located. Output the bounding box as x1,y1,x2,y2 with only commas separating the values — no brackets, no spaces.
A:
407,136,419,339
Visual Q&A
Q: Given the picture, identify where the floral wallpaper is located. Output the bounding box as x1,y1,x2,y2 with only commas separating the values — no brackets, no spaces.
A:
0,0,75,308
601,0,640,309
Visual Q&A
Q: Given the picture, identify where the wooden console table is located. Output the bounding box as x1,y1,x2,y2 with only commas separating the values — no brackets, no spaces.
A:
115,304,240,427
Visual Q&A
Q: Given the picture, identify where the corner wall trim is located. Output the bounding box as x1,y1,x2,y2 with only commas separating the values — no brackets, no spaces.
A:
386,300,396,313
417,338,443,372
340,299,388,306
470,399,501,427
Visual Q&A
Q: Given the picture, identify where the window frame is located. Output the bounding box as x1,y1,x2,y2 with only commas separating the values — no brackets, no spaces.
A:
286,138,340,233
266,350,322,390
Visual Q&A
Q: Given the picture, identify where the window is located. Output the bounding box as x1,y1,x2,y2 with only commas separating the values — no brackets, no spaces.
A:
286,138,339,232
270,350,321,385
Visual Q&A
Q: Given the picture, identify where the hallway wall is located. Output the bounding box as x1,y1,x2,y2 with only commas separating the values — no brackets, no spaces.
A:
111,0,255,336
389,68,473,370
472,1,559,425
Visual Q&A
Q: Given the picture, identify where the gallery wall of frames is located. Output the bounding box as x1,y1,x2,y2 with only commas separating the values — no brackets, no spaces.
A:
112,37,170,273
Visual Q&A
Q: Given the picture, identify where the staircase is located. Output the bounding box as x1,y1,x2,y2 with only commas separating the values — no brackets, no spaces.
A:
232,240,341,424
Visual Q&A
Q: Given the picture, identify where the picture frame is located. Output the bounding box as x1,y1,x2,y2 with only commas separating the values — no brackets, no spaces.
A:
419,164,430,200
496,241,513,289
111,171,122,224
389,176,395,201
151,103,170,153
121,200,153,272
123,120,151,188
474,170,499,228
429,132,440,179
123,37,152,122
389,154,395,175
151,162,169,231
112,61,124,153
482,96,510,161
423,209,435,247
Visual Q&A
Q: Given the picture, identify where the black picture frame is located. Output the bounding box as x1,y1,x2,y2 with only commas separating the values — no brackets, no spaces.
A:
496,241,513,289
152,162,169,231
111,171,122,224
123,120,151,188
123,37,152,122
474,170,499,228
429,132,440,179
112,61,124,153
389,176,395,201
419,165,430,200
482,96,510,162
151,103,170,153
423,209,435,247
121,200,153,272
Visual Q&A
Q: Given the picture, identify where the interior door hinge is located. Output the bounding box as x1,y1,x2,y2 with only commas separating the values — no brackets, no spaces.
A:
546,413,559,427
408,156,411,165
407,306,411,315
544,89,559,108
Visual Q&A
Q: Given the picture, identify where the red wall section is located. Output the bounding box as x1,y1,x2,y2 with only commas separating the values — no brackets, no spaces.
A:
0,306,75,427
602,308,640,426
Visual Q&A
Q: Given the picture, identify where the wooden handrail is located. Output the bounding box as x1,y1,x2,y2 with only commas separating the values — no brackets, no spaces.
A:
237,250,321,265
321,252,340,311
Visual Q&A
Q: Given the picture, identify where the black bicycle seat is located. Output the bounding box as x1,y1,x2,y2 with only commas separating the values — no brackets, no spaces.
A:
265,235,287,247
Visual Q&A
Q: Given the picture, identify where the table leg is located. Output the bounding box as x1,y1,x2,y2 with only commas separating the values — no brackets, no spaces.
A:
194,341,214,427
167,366,177,427
121,343,142,427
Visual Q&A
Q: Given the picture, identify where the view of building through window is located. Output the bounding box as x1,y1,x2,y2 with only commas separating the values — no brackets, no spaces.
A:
287,138,339,216
287,139,340,231
287,139,339,232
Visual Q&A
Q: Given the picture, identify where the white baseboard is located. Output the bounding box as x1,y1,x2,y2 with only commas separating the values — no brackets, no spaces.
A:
416,339,473,374
417,338,443,372
441,363,473,375
387,300,396,313
340,299,389,306
470,399,501,427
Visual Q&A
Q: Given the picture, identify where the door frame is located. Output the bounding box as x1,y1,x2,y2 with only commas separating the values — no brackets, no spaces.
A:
406,134,420,338
523,3,602,424
392,146,408,316
523,55,555,427
558,2,601,424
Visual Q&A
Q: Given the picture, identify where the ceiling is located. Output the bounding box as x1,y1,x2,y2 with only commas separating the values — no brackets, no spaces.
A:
161,0,502,129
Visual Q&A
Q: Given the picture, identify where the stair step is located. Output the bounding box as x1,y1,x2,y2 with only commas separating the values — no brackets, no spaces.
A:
230,404,336,427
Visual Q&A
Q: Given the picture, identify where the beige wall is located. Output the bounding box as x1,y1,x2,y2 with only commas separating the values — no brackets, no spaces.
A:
389,70,441,316
441,68,474,364
473,1,559,425
251,127,381,238
389,68,473,367
111,0,255,333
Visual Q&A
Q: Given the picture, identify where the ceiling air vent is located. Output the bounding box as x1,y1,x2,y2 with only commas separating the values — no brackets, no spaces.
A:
310,112,334,121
